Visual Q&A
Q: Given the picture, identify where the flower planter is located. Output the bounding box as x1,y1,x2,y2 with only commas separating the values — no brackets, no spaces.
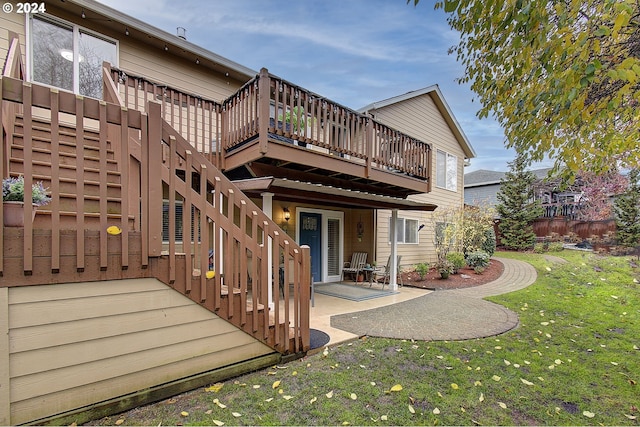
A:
3,201,37,227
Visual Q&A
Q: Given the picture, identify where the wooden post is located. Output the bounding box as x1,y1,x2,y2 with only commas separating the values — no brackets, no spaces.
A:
300,245,311,351
146,101,163,256
365,117,373,178
257,68,270,154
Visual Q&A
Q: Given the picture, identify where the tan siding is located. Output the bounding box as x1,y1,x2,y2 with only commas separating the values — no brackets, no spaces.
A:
8,279,273,425
0,14,26,72
0,288,9,425
371,93,467,267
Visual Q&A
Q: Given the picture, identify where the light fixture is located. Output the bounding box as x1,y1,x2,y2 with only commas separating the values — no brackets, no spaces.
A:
418,224,425,232
195,58,200,64
59,49,84,62
164,45,169,51
125,27,130,36
283,207,291,222
81,9,86,18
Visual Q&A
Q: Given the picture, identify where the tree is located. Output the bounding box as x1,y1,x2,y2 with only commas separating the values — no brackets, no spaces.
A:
613,169,640,248
412,0,640,175
496,155,543,250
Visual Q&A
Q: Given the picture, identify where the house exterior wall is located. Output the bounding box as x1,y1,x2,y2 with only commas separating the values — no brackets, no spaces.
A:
0,5,246,103
464,183,501,207
4,278,273,425
369,93,467,268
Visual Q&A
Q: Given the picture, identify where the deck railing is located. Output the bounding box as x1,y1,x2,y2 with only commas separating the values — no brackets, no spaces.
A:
107,65,431,182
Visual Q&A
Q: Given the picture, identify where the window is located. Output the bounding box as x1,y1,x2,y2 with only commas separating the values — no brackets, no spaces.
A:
30,15,117,98
436,150,458,191
389,217,419,244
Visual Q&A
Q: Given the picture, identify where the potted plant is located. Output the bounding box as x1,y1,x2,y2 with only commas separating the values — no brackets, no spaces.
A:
2,176,51,226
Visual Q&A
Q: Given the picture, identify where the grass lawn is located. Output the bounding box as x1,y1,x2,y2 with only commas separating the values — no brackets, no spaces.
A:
88,251,640,426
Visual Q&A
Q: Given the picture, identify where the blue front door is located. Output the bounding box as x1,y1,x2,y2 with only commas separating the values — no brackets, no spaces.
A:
299,212,322,282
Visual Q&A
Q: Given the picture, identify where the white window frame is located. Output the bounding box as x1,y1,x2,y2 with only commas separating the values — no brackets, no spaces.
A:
436,149,458,191
389,217,419,245
26,13,119,97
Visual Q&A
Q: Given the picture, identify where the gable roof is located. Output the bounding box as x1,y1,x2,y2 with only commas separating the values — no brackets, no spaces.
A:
67,0,257,82
358,85,477,159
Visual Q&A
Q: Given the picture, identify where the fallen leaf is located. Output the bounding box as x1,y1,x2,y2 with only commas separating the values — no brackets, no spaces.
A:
205,383,224,393
114,419,124,425
433,408,441,414
326,390,334,398
232,412,242,417
212,420,224,426
381,415,388,421
265,398,274,402
474,381,482,386
180,411,189,417
283,395,293,400
479,393,484,402
498,402,507,409
521,378,535,386
492,375,501,381
624,414,637,420
408,404,415,414
583,411,595,418
451,383,459,390
272,380,281,389
390,384,403,392
107,225,122,235
213,398,227,409
310,396,317,404
253,385,261,389
350,393,357,400
206,270,215,279
545,266,551,271
205,410,213,415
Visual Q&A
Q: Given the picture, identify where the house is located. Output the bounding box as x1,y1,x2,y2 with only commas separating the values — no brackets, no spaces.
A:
359,88,476,268
1,0,475,424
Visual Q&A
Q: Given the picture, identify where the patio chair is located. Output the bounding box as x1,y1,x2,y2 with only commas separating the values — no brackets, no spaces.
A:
341,252,367,282
375,255,403,289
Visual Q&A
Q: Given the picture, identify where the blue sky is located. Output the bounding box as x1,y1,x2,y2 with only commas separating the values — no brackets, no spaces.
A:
97,0,522,172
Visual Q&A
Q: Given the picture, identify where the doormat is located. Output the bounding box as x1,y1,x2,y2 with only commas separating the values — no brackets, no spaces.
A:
309,329,330,350
313,282,398,302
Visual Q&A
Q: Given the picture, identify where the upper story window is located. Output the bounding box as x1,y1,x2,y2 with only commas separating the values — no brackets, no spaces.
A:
436,149,458,191
29,15,117,99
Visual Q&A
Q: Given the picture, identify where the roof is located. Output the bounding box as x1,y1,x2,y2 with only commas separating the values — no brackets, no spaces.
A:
68,0,257,82
464,167,555,187
358,85,477,160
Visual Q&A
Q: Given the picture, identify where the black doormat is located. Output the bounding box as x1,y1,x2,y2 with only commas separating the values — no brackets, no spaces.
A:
309,328,330,350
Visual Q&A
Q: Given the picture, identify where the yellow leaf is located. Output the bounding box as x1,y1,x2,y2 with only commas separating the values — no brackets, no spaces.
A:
479,393,484,402
115,419,124,425
583,411,595,418
283,395,293,400
390,384,403,392
381,415,388,421
206,270,216,279
265,397,274,402
474,381,482,386
107,226,122,235
205,383,224,393
180,411,189,417
624,414,637,420
310,396,317,404
213,398,226,409
292,371,298,376
272,380,281,389
326,390,334,398
408,404,415,414
253,385,261,389
521,378,535,386
433,408,441,415
205,410,213,415
451,383,459,390
350,393,357,400
498,402,507,409
278,389,284,394
492,375,501,381
212,420,225,426
232,412,242,417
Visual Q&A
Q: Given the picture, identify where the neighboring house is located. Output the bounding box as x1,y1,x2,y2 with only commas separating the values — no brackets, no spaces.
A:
359,88,476,267
1,1,475,424
464,167,554,212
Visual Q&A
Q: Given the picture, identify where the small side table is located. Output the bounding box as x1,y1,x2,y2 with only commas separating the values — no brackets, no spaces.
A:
361,267,378,287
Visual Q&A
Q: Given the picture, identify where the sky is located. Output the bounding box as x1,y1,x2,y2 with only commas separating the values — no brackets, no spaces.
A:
96,0,525,172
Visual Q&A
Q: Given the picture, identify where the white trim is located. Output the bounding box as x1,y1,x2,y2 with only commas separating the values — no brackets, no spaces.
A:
296,207,344,283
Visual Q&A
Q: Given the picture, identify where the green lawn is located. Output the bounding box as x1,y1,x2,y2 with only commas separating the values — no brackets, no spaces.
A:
88,251,640,426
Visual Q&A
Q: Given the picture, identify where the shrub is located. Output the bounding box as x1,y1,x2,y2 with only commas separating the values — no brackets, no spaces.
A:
466,251,490,269
548,242,564,252
446,252,466,273
482,226,497,257
435,260,454,278
533,243,547,253
474,265,486,274
415,262,429,280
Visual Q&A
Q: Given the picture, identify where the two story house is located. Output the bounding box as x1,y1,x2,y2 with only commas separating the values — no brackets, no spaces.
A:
0,0,475,424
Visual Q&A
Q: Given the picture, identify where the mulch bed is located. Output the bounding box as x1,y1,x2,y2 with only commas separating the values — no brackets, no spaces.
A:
401,258,505,290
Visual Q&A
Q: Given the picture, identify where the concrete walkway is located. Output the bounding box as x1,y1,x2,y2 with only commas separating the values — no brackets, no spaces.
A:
328,257,537,342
